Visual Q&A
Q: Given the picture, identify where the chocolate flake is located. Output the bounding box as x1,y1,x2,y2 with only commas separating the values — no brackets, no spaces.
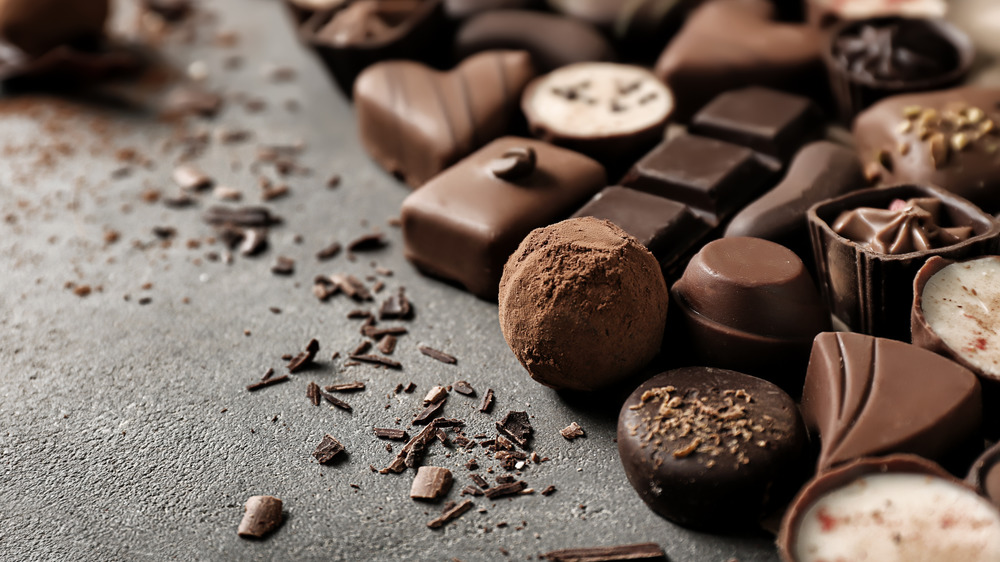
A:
349,354,401,369
541,485,557,496
413,398,446,425
540,543,666,562
382,420,445,473
271,256,294,275
470,474,489,489
560,422,585,440
237,495,283,538
320,391,352,411
427,499,473,529
329,274,373,301
239,228,268,256
419,346,456,364
203,206,281,228
287,339,320,373
313,434,345,464
497,411,533,449
316,241,342,261
306,382,321,406
378,334,397,354
347,232,387,252
362,326,408,339
246,375,289,391
374,428,407,440
423,386,448,405
351,340,372,356
324,381,365,392
453,380,475,396
479,389,495,413
483,481,526,499
410,466,453,500
461,485,484,497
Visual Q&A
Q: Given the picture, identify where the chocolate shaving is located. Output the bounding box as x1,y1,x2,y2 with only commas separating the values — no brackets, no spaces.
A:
246,375,288,391
271,256,294,275
470,474,489,489
410,466,453,500
378,288,412,320
362,325,408,339
329,274,373,301
541,485,557,496
378,334,397,354
316,241,341,261
427,499,473,529
347,232,387,252
419,346,456,364
460,485,484,497
351,340,372,356
349,354,401,369
382,420,445,473
483,481,526,499
374,428,408,440
497,411,533,449
306,382,321,406
313,434,345,464
453,380,475,396
541,543,666,562
479,389,495,413
560,422,585,440
413,398,446,425
347,310,372,319
287,339,320,373
203,205,280,228
324,381,365,392
320,391,352,411
423,386,448,405
239,228,268,256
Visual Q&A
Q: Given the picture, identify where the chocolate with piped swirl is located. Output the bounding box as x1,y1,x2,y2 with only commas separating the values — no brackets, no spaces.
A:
832,197,973,255
354,50,536,188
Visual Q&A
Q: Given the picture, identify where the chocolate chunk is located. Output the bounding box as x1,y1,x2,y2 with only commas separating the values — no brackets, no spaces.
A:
807,184,1000,339
912,256,1000,433
237,495,283,538
316,241,341,260
827,18,973,120
245,375,289,392
347,232,386,252
724,141,867,261
622,134,773,222
483,480,526,499
618,367,807,530
853,87,1000,213
410,466,453,500
413,398,446,425
470,474,489,489
423,386,448,405
453,380,475,396
522,62,673,165
374,427,407,441
496,411,533,449
427,498,474,529
287,339,320,373
303,0,448,94
401,137,605,299
320,391,352,411
479,389,495,413
173,165,212,191
671,237,830,392
270,256,295,276
778,455,1000,562
418,346,455,365
655,0,825,121
378,288,412,319
306,382,321,406
571,186,709,277
455,11,615,73
968,442,1000,509
324,381,365,392
499,218,668,391
559,422,585,440
541,543,666,562
689,87,823,168
802,332,981,471
313,434,345,464
833,197,973,254
354,51,535,188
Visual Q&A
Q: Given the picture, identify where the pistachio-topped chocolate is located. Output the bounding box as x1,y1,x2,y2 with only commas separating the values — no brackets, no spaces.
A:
832,197,973,254
618,367,807,530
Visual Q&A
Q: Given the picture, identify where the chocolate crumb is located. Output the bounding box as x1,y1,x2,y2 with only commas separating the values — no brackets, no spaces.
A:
403,382,416,393
541,485,556,496
262,368,275,381
351,340,372,356
327,174,341,188
560,422,585,440
271,256,294,275
461,485,484,497
540,543,666,561
237,495,283,538
419,346,456,364
453,381,475,396
313,434,345,464
316,241,341,261
423,386,448,405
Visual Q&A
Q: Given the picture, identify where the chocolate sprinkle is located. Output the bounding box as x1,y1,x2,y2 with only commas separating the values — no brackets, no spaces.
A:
540,543,666,562
461,485,484,497
419,346,456,364
203,205,280,228
312,434,345,464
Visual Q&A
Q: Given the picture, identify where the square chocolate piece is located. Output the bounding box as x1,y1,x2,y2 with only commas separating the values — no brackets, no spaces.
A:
689,86,823,166
401,136,606,299
572,186,710,276
621,134,772,220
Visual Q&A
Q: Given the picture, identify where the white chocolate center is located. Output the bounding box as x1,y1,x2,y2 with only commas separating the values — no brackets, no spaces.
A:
794,473,1000,562
921,258,1000,378
527,63,673,138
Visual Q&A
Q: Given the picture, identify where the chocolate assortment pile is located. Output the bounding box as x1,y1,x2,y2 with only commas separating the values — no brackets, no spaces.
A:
283,0,1000,558
7,0,1000,560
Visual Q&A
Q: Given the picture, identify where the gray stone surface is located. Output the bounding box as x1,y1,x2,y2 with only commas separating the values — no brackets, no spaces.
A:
2,1,997,561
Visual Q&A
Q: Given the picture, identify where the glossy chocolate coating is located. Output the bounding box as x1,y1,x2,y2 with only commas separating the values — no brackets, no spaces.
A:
779,455,1000,562
571,186,710,277
499,217,669,391
968,441,1000,510
401,137,606,299
671,237,830,391
455,10,615,72
689,87,823,169
725,142,867,262
444,0,535,19
854,87,1000,214
0,0,108,57
617,367,807,530
654,0,825,121
825,17,973,121
802,332,982,472
354,50,535,188
832,197,973,255
303,0,448,95
622,134,772,223
807,184,1000,340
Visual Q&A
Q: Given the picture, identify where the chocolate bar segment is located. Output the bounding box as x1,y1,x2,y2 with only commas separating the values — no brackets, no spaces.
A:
401,137,606,299
801,332,981,472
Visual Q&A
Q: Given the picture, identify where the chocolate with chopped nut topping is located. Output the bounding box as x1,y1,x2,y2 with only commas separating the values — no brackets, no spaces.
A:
617,367,807,530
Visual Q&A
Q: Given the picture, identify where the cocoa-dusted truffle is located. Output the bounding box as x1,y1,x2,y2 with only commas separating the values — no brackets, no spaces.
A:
0,0,109,57
498,217,668,391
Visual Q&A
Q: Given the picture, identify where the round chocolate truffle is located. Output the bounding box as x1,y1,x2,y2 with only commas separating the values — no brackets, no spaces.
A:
498,217,668,391
0,0,110,57
617,367,807,530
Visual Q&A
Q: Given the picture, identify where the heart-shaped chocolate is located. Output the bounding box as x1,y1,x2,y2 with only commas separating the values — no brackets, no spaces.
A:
354,50,536,188
654,0,825,121
802,332,982,472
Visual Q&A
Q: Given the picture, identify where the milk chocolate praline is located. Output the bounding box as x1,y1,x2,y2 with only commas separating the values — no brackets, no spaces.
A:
807,184,1000,340
779,455,1000,562
499,217,668,391
671,237,830,393
617,367,807,530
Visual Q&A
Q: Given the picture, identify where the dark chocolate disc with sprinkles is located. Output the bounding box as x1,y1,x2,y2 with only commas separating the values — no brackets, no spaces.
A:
617,367,807,530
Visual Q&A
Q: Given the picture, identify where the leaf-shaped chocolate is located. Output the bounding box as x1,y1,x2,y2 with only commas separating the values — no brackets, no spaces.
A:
802,332,981,471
